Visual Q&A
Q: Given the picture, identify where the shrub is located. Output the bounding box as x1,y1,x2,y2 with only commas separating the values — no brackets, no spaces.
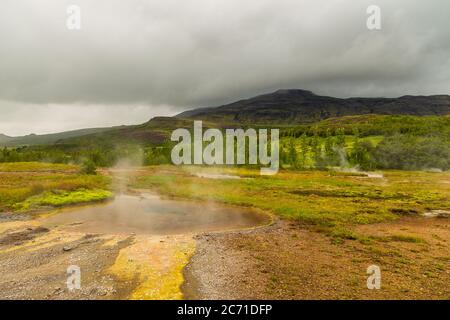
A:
80,159,97,175
374,134,450,170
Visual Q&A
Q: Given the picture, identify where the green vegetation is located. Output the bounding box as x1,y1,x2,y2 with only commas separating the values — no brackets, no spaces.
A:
282,115,450,138
387,235,426,243
0,113,448,238
13,189,112,212
2,115,448,171
0,162,78,172
279,115,450,171
374,135,450,170
0,162,111,213
130,166,450,241
81,159,97,175
280,133,450,171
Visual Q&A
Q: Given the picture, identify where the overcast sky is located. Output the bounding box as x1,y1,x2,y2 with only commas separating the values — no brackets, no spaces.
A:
1,0,449,136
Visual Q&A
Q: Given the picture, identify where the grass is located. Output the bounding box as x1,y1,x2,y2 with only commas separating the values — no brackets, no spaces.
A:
1,162,449,242
0,162,78,172
0,162,111,212
130,165,450,239
388,235,426,243
13,189,113,212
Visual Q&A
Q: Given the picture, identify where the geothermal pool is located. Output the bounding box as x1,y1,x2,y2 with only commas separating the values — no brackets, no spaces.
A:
42,194,270,235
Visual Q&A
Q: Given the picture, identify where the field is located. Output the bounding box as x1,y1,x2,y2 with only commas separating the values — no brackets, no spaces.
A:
0,162,449,299
2,115,449,173
0,162,112,213
131,166,449,241
131,166,449,299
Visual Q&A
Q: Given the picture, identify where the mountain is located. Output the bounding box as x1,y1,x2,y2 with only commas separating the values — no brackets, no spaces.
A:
0,127,120,147
3,89,450,148
0,134,13,145
176,89,450,124
57,117,220,147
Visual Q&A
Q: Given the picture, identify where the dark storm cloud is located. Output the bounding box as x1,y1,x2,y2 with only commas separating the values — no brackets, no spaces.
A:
0,0,449,135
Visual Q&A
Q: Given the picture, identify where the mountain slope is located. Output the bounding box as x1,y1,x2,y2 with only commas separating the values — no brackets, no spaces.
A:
3,89,449,148
0,134,13,145
177,89,450,124
0,127,120,147
57,117,222,147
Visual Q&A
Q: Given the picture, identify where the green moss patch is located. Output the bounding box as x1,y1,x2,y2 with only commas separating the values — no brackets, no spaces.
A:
14,189,113,211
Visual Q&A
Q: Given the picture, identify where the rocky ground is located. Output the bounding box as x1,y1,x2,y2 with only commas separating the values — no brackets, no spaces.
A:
0,208,448,300
0,217,194,300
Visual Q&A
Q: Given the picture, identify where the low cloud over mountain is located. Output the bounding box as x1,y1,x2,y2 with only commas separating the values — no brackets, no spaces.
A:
1,0,450,134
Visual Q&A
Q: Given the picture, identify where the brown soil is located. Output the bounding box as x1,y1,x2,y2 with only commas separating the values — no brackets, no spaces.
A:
183,218,450,300
1,204,448,300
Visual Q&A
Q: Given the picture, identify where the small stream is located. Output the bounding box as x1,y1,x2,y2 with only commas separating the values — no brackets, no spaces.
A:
42,193,270,235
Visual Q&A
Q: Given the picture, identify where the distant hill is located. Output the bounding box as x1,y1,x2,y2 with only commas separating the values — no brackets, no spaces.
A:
0,134,13,145
3,89,450,148
57,117,221,147
176,89,450,124
1,117,221,147
0,127,119,147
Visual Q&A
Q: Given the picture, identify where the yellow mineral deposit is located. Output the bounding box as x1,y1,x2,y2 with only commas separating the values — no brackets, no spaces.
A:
108,235,195,300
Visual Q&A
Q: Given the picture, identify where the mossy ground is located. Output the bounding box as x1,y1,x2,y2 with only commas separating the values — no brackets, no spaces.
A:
130,165,450,242
13,189,113,212
0,162,112,212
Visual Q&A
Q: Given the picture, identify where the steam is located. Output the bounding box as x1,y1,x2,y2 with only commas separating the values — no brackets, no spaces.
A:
110,147,144,194
333,166,384,179
195,173,242,180
333,146,350,168
329,146,384,178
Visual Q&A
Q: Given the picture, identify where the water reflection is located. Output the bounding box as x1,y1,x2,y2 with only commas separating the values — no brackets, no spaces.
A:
42,194,270,235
